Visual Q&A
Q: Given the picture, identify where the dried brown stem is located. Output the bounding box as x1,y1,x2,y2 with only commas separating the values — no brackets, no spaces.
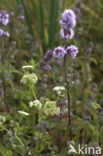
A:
63,55,72,140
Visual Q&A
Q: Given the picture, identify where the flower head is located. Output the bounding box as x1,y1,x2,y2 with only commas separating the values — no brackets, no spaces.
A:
43,101,60,116
29,100,42,109
53,46,66,58
53,86,65,95
0,115,6,124
62,9,76,21
18,111,29,116
21,73,38,85
60,28,74,39
74,8,80,14
43,65,51,71
40,61,46,67
18,5,24,14
66,45,78,59
44,50,53,62
22,65,33,69
76,1,82,8
0,10,9,26
60,9,76,28
0,29,10,37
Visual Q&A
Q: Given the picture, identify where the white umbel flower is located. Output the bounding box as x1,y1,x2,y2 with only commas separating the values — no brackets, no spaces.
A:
18,111,29,116
29,100,42,109
53,86,65,95
22,65,33,69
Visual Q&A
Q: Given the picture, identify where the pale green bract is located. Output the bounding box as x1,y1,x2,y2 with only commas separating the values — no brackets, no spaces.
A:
43,101,60,116
0,115,6,124
21,73,38,85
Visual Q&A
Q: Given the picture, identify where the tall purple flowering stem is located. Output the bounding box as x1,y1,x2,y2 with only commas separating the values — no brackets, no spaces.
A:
63,54,72,140
1,37,10,113
53,8,78,142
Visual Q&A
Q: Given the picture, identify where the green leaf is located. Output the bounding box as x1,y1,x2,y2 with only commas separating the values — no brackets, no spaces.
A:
7,150,13,156
91,103,100,109
49,0,62,48
21,0,35,37
39,0,46,51
0,145,7,156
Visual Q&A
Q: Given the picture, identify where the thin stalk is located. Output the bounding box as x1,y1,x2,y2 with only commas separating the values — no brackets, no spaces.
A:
31,87,37,100
58,129,61,153
99,125,102,147
63,55,72,140
15,132,24,146
24,141,35,156
1,37,10,113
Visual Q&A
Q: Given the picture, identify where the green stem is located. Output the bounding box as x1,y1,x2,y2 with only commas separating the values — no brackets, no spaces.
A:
31,87,37,100
15,133,24,146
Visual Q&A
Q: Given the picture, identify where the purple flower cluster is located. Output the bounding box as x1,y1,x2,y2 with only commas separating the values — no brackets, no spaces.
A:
0,10,10,37
44,50,53,62
0,10,9,26
60,9,76,40
76,1,82,8
18,5,24,14
53,47,66,58
60,28,74,39
18,4,24,20
0,29,10,37
53,9,78,59
53,45,78,59
40,50,53,71
74,1,82,21
66,45,78,59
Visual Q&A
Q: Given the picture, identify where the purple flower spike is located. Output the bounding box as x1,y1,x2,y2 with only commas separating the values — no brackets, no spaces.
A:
18,5,24,14
40,61,46,67
60,9,76,28
74,8,80,14
62,9,76,21
44,50,53,62
43,65,51,71
0,10,9,26
60,28,74,39
53,47,66,59
76,1,82,8
66,45,78,59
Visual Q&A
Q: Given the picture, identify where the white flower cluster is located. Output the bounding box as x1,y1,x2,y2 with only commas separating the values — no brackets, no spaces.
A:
22,65,33,69
53,86,65,95
43,101,60,116
29,100,42,109
21,73,38,85
18,111,29,116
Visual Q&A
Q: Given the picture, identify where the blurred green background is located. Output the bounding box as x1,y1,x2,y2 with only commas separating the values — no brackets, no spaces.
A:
0,0,103,155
